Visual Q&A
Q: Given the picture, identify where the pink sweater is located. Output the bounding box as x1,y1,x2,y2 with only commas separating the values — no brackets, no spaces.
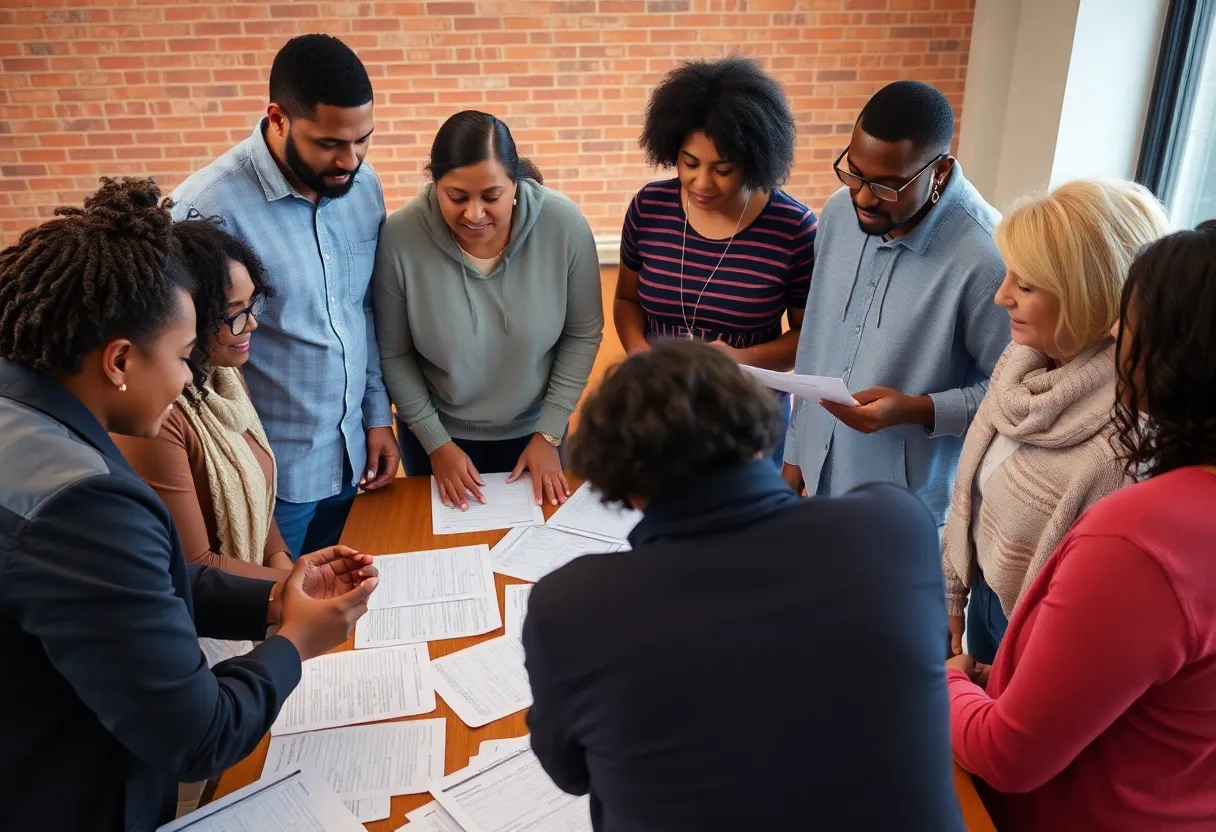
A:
949,467,1216,831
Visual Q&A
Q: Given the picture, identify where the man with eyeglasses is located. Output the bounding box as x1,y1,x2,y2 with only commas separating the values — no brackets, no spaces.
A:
782,81,1009,531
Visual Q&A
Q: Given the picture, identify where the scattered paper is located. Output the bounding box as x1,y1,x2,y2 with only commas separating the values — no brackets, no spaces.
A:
356,597,501,648
430,636,531,728
344,796,390,822
504,585,531,638
491,524,624,583
431,472,544,535
741,365,857,406
368,546,495,610
272,645,435,735
155,768,364,832
431,745,592,832
402,801,464,831
198,638,254,668
545,483,642,543
263,719,446,800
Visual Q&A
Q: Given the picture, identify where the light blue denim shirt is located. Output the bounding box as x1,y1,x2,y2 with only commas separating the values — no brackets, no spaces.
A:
785,166,1009,523
170,121,393,503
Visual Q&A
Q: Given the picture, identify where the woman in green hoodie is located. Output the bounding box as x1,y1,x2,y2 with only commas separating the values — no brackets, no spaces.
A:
373,111,604,511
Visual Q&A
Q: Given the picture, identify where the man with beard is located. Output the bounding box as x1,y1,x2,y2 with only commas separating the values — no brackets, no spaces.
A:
782,81,1009,528
171,34,398,556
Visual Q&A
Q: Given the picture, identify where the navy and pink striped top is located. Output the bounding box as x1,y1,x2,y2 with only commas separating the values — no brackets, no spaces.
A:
620,178,818,349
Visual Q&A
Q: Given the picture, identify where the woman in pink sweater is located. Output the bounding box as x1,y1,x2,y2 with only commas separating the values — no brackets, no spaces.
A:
948,222,1216,831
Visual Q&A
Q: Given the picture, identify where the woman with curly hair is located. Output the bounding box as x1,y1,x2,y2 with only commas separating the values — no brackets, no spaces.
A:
114,215,294,580
946,222,1216,831
614,57,815,464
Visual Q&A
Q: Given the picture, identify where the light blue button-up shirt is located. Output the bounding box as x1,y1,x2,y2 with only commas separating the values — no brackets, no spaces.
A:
170,121,393,503
785,166,1009,524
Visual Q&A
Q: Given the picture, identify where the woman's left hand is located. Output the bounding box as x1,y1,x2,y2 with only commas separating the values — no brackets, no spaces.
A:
946,653,985,685
508,434,571,506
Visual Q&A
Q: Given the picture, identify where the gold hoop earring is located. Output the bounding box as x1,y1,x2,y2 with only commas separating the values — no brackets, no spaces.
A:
930,181,940,204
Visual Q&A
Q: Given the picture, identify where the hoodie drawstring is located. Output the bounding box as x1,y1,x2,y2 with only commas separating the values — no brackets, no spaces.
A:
455,249,481,335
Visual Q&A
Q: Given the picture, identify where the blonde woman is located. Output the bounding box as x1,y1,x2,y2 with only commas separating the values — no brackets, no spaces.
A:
943,179,1170,662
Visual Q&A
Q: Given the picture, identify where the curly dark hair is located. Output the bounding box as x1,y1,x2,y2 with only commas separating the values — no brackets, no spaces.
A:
171,213,275,399
1113,220,1216,478
569,340,784,507
0,177,193,377
639,56,796,192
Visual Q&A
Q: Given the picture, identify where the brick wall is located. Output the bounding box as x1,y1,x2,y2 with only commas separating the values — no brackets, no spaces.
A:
0,0,974,246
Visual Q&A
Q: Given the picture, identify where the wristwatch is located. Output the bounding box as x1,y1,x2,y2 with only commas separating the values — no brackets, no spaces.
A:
539,432,562,447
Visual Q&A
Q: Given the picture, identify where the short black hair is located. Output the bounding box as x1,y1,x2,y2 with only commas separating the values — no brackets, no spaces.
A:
569,340,784,507
858,80,955,156
269,34,373,119
427,110,542,183
1114,220,1216,478
639,56,796,191
172,214,275,400
0,177,193,377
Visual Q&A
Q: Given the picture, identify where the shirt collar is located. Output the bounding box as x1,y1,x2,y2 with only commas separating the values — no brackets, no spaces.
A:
0,359,127,467
887,161,968,256
247,118,306,204
628,459,799,548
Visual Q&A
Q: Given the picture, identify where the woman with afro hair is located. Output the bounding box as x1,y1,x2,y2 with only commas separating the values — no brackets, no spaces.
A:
615,57,816,465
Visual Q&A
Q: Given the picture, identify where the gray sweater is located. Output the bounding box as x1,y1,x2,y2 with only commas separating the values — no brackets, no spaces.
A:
373,178,603,453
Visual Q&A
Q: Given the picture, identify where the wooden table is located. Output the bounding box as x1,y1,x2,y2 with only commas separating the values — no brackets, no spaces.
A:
215,476,996,831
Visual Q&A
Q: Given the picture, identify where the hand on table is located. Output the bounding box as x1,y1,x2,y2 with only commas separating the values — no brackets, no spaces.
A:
819,386,934,434
508,434,570,506
273,547,379,661
431,441,484,510
361,426,400,490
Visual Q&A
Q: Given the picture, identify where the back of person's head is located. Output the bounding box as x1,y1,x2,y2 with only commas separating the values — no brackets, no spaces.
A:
0,177,193,378
269,34,372,119
997,178,1170,352
1114,220,1216,478
639,56,796,191
858,80,954,157
172,214,275,390
427,111,542,183
570,340,784,508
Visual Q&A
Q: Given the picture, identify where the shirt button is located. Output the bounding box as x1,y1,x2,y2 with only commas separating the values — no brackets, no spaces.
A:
854,325,861,333
824,442,830,451
843,367,850,373
323,252,330,261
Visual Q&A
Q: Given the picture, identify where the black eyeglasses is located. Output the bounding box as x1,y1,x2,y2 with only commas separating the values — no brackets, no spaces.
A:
223,293,266,337
833,148,946,202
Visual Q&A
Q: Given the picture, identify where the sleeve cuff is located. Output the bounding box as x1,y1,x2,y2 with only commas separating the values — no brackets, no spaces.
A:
361,393,394,429
536,404,574,441
928,389,968,438
410,413,452,455
242,634,302,691
946,593,967,617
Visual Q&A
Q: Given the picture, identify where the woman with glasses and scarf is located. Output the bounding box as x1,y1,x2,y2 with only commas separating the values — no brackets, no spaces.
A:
115,216,293,580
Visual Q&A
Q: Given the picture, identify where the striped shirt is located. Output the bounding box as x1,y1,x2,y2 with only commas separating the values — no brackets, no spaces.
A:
620,179,817,348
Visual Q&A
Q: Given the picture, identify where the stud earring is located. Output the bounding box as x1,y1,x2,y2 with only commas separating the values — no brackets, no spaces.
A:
513,197,517,206
119,383,127,392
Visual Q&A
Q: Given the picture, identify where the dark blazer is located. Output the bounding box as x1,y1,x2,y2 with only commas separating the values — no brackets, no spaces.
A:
0,360,302,831
523,460,964,832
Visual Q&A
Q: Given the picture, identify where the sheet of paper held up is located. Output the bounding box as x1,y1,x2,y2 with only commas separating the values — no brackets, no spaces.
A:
344,796,390,823
155,768,364,832
431,472,545,535
504,584,531,638
263,718,446,800
491,524,625,583
431,745,593,832
545,483,642,543
271,644,436,735
741,364,857,406
430,636,531,728
368,545,495,610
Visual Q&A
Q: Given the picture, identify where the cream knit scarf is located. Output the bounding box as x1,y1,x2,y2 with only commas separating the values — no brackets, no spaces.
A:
176,367,275,564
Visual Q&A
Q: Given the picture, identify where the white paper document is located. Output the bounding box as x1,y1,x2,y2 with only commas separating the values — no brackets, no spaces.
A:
431,746,592,832
262,719,446,800
156,768,364,832
198,638,254,668
431,472,545,535
402,801,464,831
545,483,642,543
741,364,857,406
272,645,436,735
344,796,390,822
491,524,624,583
504,584,531,638
430,636,531,728
368,545,495,610
356,596,501,648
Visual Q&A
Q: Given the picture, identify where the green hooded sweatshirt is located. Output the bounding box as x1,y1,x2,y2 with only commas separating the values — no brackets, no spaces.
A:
372,178,604,454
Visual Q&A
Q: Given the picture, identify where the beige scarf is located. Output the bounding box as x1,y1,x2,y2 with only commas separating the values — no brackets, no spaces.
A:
176,367,276,564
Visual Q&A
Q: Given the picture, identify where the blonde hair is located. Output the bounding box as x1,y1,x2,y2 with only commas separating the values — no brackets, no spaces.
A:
996,178,1170,352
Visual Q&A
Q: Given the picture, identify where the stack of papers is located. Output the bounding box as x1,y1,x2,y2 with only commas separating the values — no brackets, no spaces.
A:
156,768,364,831
545,483,642,543
491,524,625,583
431,472,545,535
355,546,502,648
271,644,435,735
430,636,531,728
